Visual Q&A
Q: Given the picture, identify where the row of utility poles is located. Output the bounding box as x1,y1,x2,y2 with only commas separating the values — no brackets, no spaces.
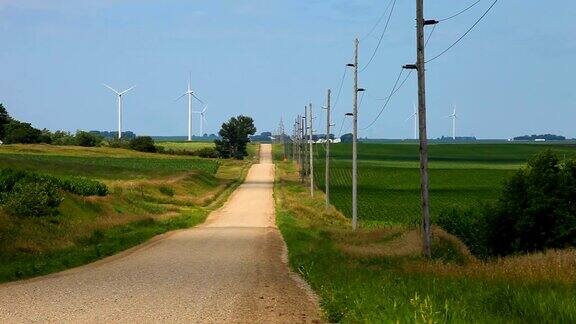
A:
287,0,434,258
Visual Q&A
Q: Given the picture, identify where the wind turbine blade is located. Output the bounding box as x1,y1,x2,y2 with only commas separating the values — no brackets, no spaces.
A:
202,105,207,114
119,85,136,95
103,83,120,95
192,94,205,105
175,93,187,101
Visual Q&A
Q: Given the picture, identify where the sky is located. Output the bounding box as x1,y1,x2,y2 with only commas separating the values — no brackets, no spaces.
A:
0,0,574,139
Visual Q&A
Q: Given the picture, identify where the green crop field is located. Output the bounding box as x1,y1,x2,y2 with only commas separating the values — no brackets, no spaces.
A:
308,143,576,226
0,146,219,180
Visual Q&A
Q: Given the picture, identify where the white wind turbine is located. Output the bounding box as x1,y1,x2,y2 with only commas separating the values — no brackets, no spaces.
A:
103,84,136,139
447,106,457,140
193,105,208,136
405,103,418,140
176,73,204,141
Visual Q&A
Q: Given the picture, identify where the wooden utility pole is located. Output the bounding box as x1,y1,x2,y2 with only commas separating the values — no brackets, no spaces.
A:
416,0,432,258
303,108,309,183
298,115,303,171
322,89,332,210
308,103,314,197
279,117,286,160
351,38,359,230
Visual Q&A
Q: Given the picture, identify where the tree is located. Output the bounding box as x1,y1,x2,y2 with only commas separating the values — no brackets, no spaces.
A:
129,136,157,153
3,120,42,144
488,150,576,255
214,115,256,159
340,133,353,143
0,103,10,140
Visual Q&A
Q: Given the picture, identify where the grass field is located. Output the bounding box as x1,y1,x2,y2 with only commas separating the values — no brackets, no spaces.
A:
0,143,256,282
274,157,576,322
307,143,576,226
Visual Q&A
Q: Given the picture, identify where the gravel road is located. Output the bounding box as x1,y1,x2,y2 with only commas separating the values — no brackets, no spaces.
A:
0,144,320,323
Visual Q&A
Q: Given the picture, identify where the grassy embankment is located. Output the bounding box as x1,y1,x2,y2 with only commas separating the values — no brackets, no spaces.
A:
0,143,257,283
274,144,576,322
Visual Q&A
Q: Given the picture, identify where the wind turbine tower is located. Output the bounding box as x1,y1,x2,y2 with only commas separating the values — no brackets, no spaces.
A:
176,73,204,141
193,105,208,136
405,103,418,140
103,84,135,139
448,106,457,140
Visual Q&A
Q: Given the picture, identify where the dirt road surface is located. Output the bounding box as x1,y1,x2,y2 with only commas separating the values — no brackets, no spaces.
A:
0,144,320,323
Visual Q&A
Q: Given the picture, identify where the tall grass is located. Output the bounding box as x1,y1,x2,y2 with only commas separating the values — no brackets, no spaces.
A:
274,159,576,322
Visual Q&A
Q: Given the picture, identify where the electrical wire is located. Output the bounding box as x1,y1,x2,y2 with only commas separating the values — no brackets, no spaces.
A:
424,23,436,48
426,0,499,64
374,69,413,101
359,0,397,72
360,68,404,130
438,0,482,22
332,67,347,112
362,0,395,40
358,90,366,111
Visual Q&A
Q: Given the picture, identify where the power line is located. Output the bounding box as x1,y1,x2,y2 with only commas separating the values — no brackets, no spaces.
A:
424,23,437,48
359,0,398,72
426,0,499,63
439,0,482,22
362,0,395,40
331,67,347,112
360,68,405,130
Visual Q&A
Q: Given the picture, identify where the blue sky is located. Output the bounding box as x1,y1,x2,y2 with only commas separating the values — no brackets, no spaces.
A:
0,1,574,139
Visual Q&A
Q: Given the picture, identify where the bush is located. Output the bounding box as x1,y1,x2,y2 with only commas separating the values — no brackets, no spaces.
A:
76,131,101,147
50,130,76,145
0,168,108,197
2,179,62,217
0,169,27,195
3,120,42,144
54,176,108,196
436,206,492,258
438,151,576,257
129,136,157,153
158,186,175,197
488,151,576,255
194,147,219,158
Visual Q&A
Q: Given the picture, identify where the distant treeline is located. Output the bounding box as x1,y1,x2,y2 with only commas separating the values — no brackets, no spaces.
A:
89,130,136,140
437,136,477,141
514,134,566,141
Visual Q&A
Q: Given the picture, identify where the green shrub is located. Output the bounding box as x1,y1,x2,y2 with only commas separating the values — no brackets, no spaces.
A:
488,151,576,255
439,151,576,257
436,206,492,258
194,147,219,158
0,168,108,197
0,169,27,195
107,138,130,149
158,185,175,197
129,136,157,153
76,131,101,147
2,179,62,217
50,130,76,145
54,176,108,196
